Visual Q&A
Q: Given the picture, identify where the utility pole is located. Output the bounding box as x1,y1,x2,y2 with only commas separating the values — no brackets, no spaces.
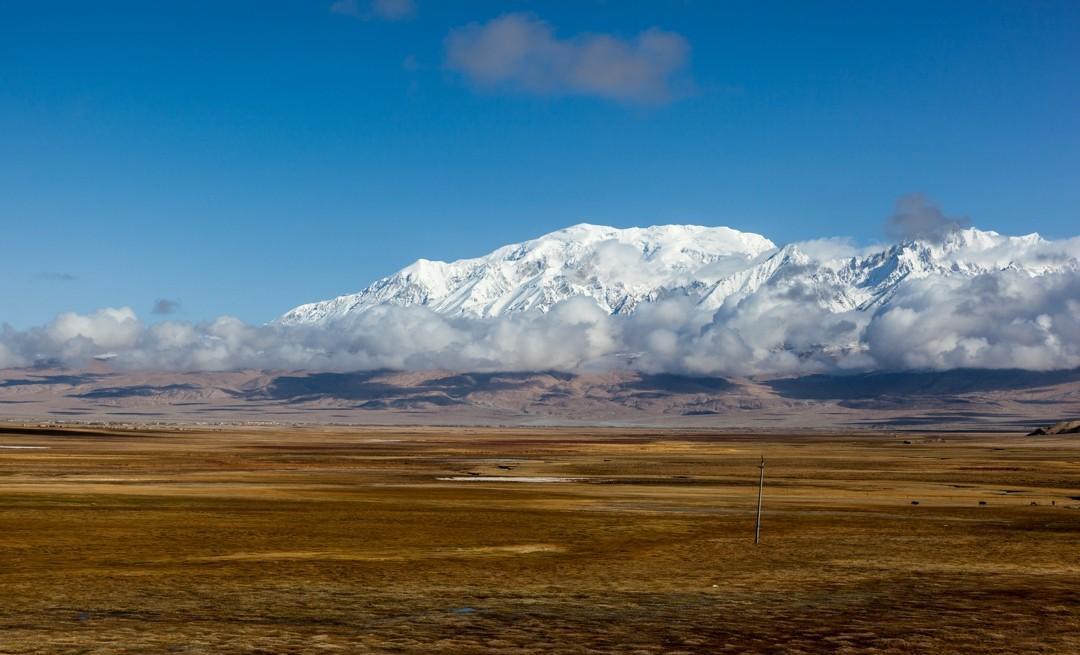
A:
754,456,765,544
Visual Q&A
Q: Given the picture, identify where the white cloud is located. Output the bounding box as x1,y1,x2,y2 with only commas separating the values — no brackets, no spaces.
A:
46,307,141,354
0,341,22,369
444,13,692,104
865,271,1080,371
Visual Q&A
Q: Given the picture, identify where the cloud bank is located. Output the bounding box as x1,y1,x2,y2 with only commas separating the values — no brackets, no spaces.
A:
444,13,692,104
3,265,1078,376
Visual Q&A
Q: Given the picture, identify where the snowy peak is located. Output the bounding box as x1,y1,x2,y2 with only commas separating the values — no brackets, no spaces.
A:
279,224,1078,326
279,224,776,323
697,227,1074,314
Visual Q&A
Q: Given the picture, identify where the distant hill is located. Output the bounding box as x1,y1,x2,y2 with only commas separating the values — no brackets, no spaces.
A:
3,367,1078,431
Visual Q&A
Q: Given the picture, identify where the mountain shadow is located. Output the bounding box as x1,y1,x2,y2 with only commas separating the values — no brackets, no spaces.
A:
71,384,199,399
767,368,1080,400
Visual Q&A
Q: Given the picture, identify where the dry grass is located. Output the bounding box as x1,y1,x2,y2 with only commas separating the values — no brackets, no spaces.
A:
1,425,1079,653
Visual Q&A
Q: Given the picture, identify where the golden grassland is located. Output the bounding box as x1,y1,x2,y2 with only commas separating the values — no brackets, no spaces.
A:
1,424,1079,654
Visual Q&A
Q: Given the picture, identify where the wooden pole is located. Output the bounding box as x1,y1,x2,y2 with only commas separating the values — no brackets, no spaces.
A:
754,456,765,544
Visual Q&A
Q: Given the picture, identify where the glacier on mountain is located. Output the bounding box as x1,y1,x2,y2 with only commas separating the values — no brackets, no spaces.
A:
279,223,1078,325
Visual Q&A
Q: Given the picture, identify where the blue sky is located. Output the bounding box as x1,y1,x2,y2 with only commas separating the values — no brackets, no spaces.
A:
2,0,1078,328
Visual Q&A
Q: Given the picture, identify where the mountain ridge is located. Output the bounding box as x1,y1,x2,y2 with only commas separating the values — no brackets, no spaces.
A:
279,223,1075,325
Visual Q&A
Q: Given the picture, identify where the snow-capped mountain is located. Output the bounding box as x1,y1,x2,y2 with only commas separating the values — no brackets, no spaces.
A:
279,224,776,323
279,223,1077,325
699,227,1074,313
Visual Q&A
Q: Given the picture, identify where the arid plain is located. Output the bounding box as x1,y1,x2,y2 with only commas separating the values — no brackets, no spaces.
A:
2,424,1079,654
